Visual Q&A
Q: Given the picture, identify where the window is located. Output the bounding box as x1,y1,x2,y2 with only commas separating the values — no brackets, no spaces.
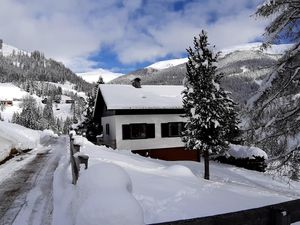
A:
122,123,155,140
106,124,110,135
161,122,184,138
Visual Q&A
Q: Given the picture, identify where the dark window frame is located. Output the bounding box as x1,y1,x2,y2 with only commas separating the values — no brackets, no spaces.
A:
122,123,155,140
161,122,185,138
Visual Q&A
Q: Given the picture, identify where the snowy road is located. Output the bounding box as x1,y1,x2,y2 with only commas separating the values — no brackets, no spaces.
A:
0,136,66,225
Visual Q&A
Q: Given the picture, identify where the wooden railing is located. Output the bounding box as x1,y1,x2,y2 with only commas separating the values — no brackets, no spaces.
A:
69,134,89,185
150,199,300,225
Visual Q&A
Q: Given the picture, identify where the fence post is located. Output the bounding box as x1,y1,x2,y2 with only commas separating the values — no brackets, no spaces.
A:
69,134,79,185
69,135,89,185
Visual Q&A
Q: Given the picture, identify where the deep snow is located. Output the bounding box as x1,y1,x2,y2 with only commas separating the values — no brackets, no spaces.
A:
0,121,41,162
53,136,300,225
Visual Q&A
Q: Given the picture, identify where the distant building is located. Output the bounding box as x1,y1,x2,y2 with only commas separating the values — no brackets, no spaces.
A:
65,99,74,104
93,81,199,161
0,100,13,106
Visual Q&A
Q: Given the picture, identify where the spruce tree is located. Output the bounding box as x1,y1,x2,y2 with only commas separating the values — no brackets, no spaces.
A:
182,30,239,180
252,0,300,179
18,95,41,130
43,98,55,129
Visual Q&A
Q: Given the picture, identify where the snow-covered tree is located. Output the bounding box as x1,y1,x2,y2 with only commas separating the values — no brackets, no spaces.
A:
63,117,73,134
43,99,55,129
182,30,240,180
18,95,42,130
255,0,300,48
248,0,300,179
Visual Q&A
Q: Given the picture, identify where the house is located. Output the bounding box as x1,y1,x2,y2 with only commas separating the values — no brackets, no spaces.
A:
93,80,199,161
0,100,13,106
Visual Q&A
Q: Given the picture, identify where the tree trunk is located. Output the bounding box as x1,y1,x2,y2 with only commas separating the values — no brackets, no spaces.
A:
204,150,210,180
197,149,201,162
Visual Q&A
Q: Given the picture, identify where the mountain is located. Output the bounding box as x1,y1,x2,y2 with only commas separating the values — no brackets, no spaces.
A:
0,40,92,134
77,68,123,83
111,43,292,104
0,40,93,93
146,58,188,70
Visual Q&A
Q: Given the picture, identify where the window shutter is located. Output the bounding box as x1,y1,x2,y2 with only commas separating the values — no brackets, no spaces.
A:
122,125,130,140
146,124,155,138
161,123,169,137
106,124,110,135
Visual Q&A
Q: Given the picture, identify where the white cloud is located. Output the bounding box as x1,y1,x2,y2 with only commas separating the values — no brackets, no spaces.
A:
0,0,266,72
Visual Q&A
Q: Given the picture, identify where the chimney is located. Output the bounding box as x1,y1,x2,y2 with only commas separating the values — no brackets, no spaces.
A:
132,77,141,88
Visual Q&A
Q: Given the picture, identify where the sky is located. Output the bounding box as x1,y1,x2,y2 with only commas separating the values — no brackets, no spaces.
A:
0,0,268,74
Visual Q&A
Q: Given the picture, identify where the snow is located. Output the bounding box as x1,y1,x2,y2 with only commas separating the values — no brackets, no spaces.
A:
0,121,41,151
0,83,28,100
220,42,293,57
0,83,43,121
0,83,80,122
53,137,300,225
99,84,184,110
0,120,58,164
241,66,250,73
228,144,268,159
144,43,291,72
77,68,124,83
46,81,87,99
74,163,144,225
0,43,28,57
146,58,188,70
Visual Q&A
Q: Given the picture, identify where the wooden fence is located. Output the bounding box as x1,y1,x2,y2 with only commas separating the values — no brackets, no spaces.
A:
69,134,89,185
150,199,300,225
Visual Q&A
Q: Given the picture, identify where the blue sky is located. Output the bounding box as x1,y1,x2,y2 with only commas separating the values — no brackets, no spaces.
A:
0,0,267,74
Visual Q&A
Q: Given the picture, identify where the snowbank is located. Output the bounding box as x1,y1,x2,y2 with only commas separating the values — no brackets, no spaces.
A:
40,129,58,144
0,136,13,162
0,122,59,162
74,163,144,225
0,121,41,150
228,144,268,159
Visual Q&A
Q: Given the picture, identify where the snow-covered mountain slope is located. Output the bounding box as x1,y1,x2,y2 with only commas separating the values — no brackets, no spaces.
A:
0,42,28,57
220,42,293,57
0,83,42,121
0,83,29,100
143,42,292,71
77,68,123,83
0,82,81,122
147,58,188,70
112,44,289,104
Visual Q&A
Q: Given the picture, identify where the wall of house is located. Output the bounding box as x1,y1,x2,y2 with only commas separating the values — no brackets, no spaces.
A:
101,116,117,148
106,114,187,150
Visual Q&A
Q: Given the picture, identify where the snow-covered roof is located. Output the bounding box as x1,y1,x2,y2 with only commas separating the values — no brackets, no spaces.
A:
99,84,184,110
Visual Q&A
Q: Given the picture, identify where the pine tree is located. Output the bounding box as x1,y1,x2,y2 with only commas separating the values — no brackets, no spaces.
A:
182,30,240,180
63,117,72,134
255,0,300,48
251,0,300,179
18,95,41,130
43,98,55,129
